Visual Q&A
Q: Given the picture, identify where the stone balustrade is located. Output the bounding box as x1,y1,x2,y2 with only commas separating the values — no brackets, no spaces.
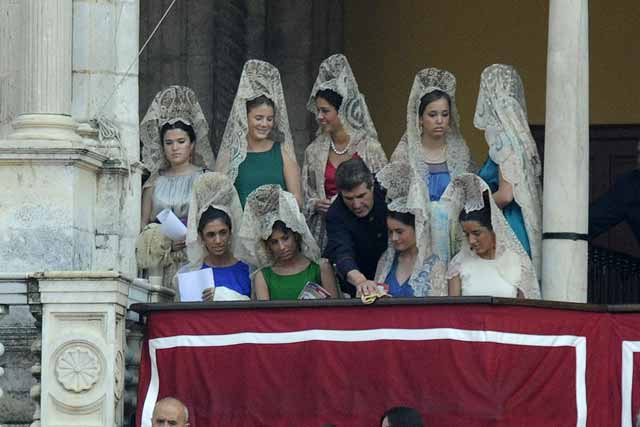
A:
0,273,173,426
0,304,7,401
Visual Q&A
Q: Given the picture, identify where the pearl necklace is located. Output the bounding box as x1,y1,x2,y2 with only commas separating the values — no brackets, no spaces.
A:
330,138,350,155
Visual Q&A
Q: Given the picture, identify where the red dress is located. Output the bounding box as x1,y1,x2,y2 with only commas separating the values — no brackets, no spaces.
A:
324,153,360,198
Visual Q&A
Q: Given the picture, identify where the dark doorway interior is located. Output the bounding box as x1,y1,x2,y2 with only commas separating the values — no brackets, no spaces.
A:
531,124,640,303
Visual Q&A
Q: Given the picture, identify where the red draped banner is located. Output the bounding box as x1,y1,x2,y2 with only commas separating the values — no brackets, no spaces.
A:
135,300,640,426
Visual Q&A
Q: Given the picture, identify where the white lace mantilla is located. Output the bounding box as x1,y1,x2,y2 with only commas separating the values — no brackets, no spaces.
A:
391,67,474,182
474,64,542,275
236,185,320,271
442,173,540,299
184,172,243,266
303,54,388,249
374,162,447,296
215,60,297,182
140,85,214,174
306,54,378,139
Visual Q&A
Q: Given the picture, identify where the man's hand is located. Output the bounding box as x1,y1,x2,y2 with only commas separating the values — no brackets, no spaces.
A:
355,280,379,297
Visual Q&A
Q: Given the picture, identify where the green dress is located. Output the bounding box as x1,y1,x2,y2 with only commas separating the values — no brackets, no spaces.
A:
235,141,286,207
262,261,321,300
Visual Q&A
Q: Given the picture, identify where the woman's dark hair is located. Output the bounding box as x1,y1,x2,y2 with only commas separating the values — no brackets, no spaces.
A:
380,406,424,427
198,207,232,234
458,191,492,230
160,120,196,144
315,88,343,111
418,89,451,117
388,210,415,228
246,95,275,113
271,220,292,235
266,220,302,252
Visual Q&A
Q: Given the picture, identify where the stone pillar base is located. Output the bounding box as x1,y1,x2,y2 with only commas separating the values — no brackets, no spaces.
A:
10,114,81,143
38,271,130,427
542,240,588,303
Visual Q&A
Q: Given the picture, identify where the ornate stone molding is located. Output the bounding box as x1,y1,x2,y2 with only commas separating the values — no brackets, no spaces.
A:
10,114,80,142
114,350,124,402
55,344,102,393
37,272,129,426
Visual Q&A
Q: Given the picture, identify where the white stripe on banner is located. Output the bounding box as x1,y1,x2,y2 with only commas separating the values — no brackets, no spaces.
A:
621,341,640,427
141,328,587,427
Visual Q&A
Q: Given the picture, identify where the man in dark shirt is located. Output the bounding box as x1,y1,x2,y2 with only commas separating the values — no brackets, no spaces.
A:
589,169,640,241
324,158,388,297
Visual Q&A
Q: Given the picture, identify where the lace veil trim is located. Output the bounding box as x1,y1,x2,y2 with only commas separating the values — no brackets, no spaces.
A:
374,162,447,296
441,173,540,298
236,184,320,271
473,64,542,274
396,67,473,179
184,172,243,268
140,85,214,174
215,60,297,182
307,54,378,141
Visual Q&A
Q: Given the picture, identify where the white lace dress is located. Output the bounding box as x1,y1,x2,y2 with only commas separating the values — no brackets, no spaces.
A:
448,249,520,298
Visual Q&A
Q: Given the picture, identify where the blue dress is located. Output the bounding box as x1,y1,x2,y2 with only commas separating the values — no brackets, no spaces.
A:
478,157,531,256
201,261,251,297
425,161,451,202
384,256,415,297
421,161,452,264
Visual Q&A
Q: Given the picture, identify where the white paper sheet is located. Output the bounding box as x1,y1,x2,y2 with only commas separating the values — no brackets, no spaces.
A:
177,268,215,302
156,208,187,240
214,287,251,301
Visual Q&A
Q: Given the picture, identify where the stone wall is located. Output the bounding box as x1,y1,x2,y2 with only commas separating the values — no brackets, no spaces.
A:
139,0,344,162
0,307,36,427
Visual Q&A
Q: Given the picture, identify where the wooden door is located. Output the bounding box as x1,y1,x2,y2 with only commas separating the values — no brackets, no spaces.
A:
531,124,640,257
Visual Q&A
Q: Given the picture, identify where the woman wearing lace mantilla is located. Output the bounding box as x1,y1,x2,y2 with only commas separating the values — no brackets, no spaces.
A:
136,86,214,287
391,68,474,265
215,60,302,208
176,172,250,301
474,64,542,275
443,174,540,298
237,185,338,300
374,162,447,297
303,54,388,249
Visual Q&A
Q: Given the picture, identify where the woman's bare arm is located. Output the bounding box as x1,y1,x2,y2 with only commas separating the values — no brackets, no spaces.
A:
141,187,153,229
282,145,303,208
448,275,462,296
254,270,271,300
319,259,339,298
493,167,515,208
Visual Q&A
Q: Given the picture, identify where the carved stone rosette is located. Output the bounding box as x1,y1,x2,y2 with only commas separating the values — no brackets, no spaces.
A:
55,344,102,393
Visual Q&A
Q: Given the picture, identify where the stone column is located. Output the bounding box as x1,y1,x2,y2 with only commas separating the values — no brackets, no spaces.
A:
10,0,80,142
73,0,142,276
37,272,129,426
541,0,589,302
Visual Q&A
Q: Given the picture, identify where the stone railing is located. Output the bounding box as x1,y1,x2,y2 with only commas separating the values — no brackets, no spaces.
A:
0,274,39,427
0,273,173,427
